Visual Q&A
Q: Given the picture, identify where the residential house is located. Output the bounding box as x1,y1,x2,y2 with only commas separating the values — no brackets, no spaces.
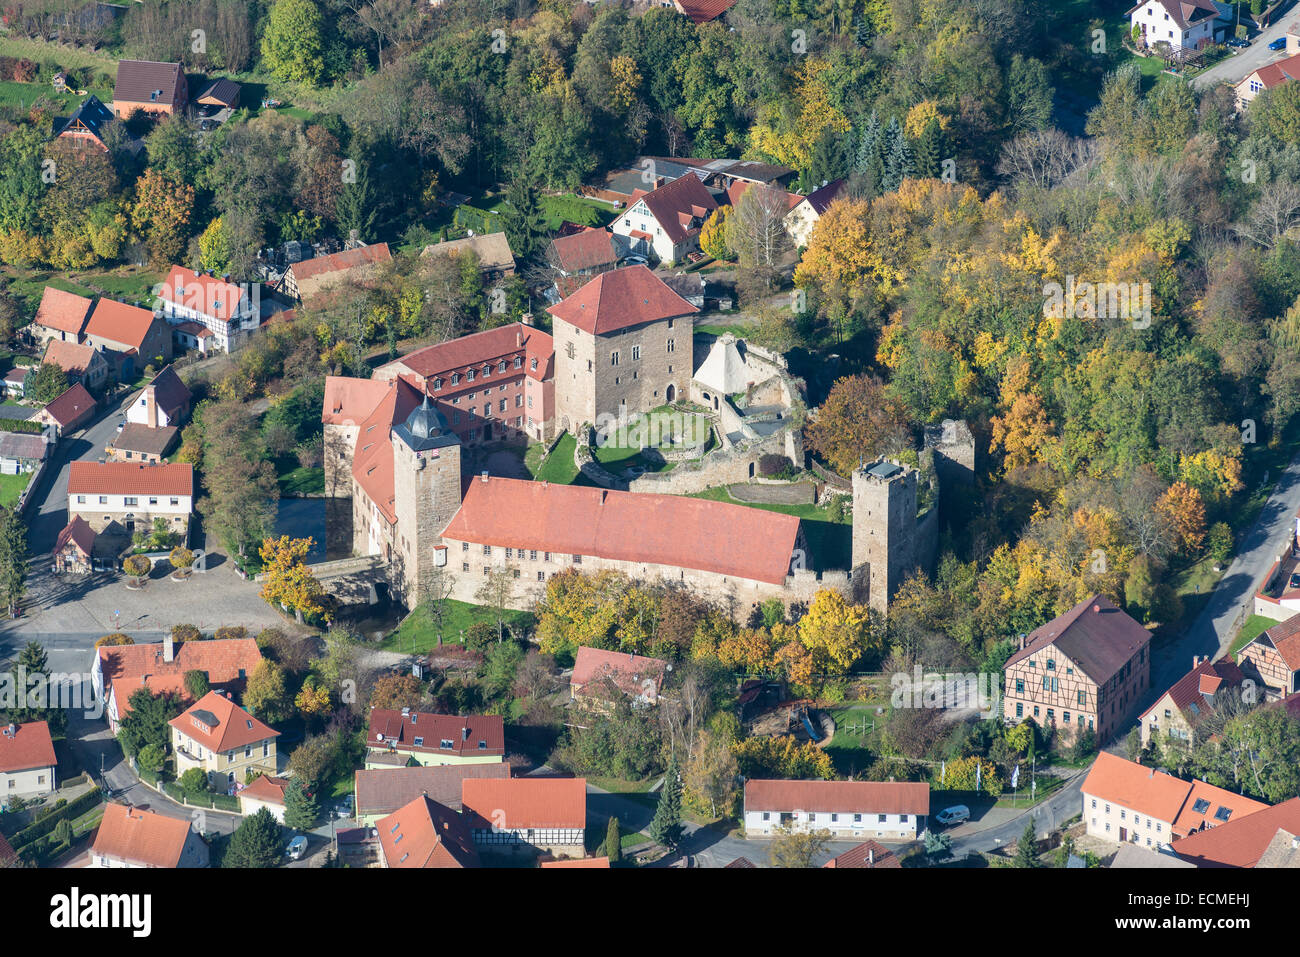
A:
1234,52,1300,110
365,709,505,769
108,423,178,463
53,515,96,573
1237,612,1300,699
610,174,718,264
1110,844,1196,868
570,646,668,709
194,77,240,112
353,762,511,826
1081,751,1268,849
376,795,480,868
724,856,756,868
539,856,610,868
421,232,516,281
461,776,587,857
93,634,263,733
41,339,108,391
112,60,187,118
33,383,96,437
52,94,114,151
0,430,48,476
1138,655,1246,746
1127,0,1220,52
823,840,901,868
67,461,193,538
169,690,279,792
170,320,216,354
0,721,56,796
1001,594,1151,742
545,228,619,282
1171,796,1300,867
282,243,392,303
82,298,174,380
156,266,259,353
237,774,288,822
743,779,930,840
90,803,209,868
549,265,698,433
785,179,846,247
126,364,191,429
3,368,26,398
27,287,93,349
369,320,555,446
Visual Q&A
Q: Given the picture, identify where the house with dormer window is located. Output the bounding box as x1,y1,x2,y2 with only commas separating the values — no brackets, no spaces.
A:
610,173,718,264
169,690,279,791
365,708,505,769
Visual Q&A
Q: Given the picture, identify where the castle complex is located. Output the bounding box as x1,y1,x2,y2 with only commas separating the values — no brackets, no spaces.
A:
322,266,974,619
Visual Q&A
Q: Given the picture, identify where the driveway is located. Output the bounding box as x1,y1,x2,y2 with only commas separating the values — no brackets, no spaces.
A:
1192,7,1300,90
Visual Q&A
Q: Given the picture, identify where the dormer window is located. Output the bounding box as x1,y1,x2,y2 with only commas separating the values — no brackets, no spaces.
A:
451,373,460,385
498,360,507,372
467,369,475,382
482,364,491,377
440,738,454,749
514,356,522,369
433,378,442,391
413,736,424,747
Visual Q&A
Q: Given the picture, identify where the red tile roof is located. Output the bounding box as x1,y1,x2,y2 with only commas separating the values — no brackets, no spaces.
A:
239,774,289,805
549,265,698,336
68,461,192,497
674,0,736,23
290,243,392,282
462,777,587,830
1252,613,1300,671
572,646,668,698
1172,797,1300,868
354,762,512,817
350,378,422,524
386,323,544,380
0,720,56,773
33,286,93,336
377,795,480,868
1003,594,1150,684
1081,752,1192,823
442,476,801,585
744,780,931,815
84,298,158,352
169,690,279,752
1173,779,1268,838
623,171,718,245
322,375,392,427
1251,52,1300,91
368,709,505,758
98,637,262,714
548,228,619,274
159,266,249,323
823,840,901,868
40,382,95,428
1139,657,1245,728
540,856,610,867
55,515,95,557
92,803,195,868
144,364,191,420
41,338,99,377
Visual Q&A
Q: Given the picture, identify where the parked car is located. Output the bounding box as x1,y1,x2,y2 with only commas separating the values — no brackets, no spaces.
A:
619,255,649,267
1227,38,1249,49
1288,572,1300,590
935,805,970,827
336,794,354,819
1270,37,1287,51
286,835,308,860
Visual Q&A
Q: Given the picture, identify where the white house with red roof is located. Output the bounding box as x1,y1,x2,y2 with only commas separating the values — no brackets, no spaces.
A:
91,803,209,868
610,174,718,264
1128,0,1224,53
461,776,587,856
1235,51,1300,110
785,179,847,247
0,721,56,795
365,708,505,768
67,461,193,537
155,265,260,353
170,690,279,791
26,287,93,349
82,298,173,380
570,646,669,708
237,774,289,822
743,779,930,840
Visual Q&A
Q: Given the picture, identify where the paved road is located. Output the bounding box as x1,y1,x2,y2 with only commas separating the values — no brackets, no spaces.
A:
1192,7,1300,90
946,769,1088,859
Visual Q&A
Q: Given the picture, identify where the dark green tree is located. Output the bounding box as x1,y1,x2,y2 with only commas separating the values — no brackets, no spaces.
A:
500,178,546,261
223,806,283,868
184,670,210,700
604,815,622,864
25,362,68,405
648,758,684,851
1014,818,1040,868
283,775,321,830
335,164,378,244
116,688,184,758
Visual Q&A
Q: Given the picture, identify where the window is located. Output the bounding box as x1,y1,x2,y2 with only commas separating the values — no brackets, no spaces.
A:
667,338,675,353
498,360,507,372
529,550,537,560
433,378,443,391
514,357,522,369
877,814,886,823
830,813,838,822
1046,659,1055,670
124,497,138,506
76,495,85,504
611,351,619,366
505,548,513,559
762,812,770,822
500,399,507,412
452,373,461,385
632,345,641,360
537,571,545,581
413,736,424,747
483,545,491,555
1015,702,1023,717
99,496,108,504
1015,679,1024,694
462,562,469,572
1078,689,1086,706
573,554,582,564
515,394,522,407
148,497,158,506
462,541,469,551
512,568,520,579
467,369,475,381
170,498,179,506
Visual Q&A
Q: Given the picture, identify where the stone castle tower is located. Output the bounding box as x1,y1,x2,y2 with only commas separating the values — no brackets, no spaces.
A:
391,396,463,607
851,457,920,615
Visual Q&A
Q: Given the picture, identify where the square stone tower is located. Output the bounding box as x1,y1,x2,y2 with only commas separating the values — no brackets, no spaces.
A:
391,396,463,607
852,458,919,615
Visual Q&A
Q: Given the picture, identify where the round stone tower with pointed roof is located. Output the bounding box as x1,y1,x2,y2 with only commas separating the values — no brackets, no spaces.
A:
391,395,463,607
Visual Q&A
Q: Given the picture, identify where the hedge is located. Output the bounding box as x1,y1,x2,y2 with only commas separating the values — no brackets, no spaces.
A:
211,793,239,812
12,788,101,850
0,418,43,434
161,782,185,803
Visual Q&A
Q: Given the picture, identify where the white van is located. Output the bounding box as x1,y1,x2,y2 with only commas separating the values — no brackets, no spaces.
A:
935,805,970,827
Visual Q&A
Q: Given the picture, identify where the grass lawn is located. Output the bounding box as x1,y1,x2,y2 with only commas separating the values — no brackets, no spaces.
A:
527,432,582,484
278,465,324,496
379,598,536,654
1230,613,1276,658
0,471,32,508
695,321,754,339
0,37,120,74
690,485,851,570
994,773,1065,809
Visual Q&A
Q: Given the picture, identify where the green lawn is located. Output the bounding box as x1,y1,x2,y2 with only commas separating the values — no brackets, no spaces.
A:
278,465,324,496
690,485,851,571
379,598,536,654
1230,614,1276,659
0,471,33,508
527,432,581,484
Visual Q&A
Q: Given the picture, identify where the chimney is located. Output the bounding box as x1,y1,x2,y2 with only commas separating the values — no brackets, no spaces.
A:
480,471,489,483
462,726,470,741
521,312,534,327
145,385,158,429
163,633,175,663
517,330,523,348
1018,635,1026,651
868,848,874,865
